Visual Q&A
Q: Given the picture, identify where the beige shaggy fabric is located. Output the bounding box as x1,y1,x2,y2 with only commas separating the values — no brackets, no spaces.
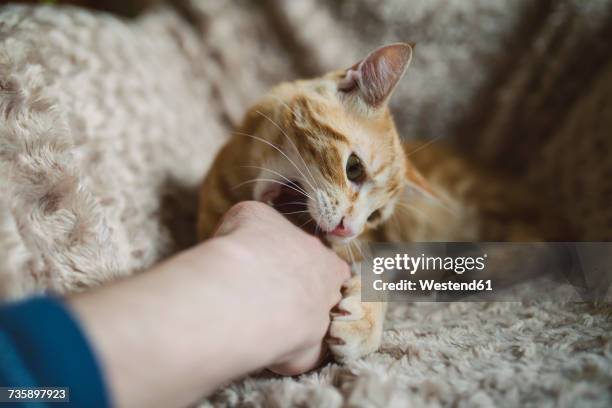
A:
1,1,611,407
0,4,226,297
206,299,612,407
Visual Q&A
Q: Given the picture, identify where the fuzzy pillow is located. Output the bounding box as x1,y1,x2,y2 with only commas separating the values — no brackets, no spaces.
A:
0,4,228,298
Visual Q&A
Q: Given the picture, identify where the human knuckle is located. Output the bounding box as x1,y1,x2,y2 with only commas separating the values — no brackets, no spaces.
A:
224,204,246,221
229,200,260,215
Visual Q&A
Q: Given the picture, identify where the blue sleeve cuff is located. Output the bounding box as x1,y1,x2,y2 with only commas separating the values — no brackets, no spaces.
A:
0,296,109,408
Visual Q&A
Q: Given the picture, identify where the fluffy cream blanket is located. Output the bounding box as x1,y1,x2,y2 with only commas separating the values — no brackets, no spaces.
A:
0,1,610,406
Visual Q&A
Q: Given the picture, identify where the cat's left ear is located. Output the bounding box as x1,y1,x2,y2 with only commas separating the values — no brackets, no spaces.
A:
338,43,413,109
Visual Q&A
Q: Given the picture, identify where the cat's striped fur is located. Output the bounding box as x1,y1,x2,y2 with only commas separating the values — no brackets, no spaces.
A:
197,44,558,361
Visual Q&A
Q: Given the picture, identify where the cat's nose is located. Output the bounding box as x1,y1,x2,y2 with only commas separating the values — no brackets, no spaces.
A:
329,217,354,237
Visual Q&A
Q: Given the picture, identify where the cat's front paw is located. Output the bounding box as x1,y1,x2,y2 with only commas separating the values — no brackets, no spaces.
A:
326,277,386,362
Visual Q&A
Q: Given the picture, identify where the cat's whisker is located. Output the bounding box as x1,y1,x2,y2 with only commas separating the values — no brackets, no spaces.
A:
279,210,312,216
254,110,320,192
405,135,445,158
395,201,426,215
298,218,314,229
232,131,317,194
431,200,457,216
422,194,458,216
233,178,313,200
389,205,427,237
405,181,456,215
394,202,438,226
346,243,355,265
352,240,365,260
258,100,322,188
275,201,309,208
239,165,309,196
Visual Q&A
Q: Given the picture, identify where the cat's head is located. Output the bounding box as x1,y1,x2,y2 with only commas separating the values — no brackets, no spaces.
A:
243,43,426,245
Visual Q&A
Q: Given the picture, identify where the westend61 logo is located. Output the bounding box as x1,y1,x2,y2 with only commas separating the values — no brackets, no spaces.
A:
372,253,488,275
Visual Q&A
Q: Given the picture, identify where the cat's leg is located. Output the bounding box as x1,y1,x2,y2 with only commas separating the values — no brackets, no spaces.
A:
327,274,387,361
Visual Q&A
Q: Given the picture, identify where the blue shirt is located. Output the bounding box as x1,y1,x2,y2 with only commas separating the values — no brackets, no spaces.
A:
0,297,109,407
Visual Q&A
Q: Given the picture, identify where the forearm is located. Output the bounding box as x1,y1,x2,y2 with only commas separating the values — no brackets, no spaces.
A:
68,239,277,408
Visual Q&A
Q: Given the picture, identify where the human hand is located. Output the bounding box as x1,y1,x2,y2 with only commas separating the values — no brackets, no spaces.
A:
65,201,347,408
212,201,350,375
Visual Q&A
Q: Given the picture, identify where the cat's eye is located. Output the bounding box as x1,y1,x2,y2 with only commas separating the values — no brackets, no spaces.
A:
368,209,382,222
346,153,365,183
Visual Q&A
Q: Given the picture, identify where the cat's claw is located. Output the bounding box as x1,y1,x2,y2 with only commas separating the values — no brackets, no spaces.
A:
330,306,351,317
326,336,346,346
326,276,386,362
331,295,364,321
327,303,383,361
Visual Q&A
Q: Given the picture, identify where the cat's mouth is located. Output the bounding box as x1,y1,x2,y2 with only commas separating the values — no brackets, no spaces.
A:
263,180,351,244
265,180,320,237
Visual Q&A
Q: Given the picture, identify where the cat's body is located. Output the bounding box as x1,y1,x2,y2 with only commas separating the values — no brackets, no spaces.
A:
197,44,559,361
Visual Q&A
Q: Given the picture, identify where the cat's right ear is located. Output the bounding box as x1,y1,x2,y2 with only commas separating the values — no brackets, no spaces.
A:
338,43,413,110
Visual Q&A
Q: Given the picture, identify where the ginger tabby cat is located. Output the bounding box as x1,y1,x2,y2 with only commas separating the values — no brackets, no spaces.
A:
197,43,555,361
